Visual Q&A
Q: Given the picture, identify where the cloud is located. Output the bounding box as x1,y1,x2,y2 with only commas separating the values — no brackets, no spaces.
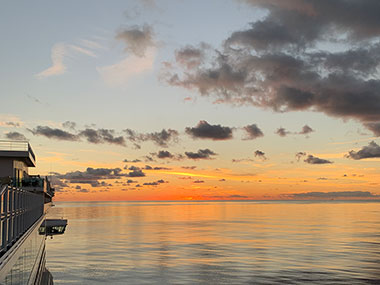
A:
295,152,306,161
254,150,267,160
29,125,127,146
97,48,155,87
124,128,179,147
123,159,141,163
36,43,66,78
193,180,204,183
181,166,197,170
54,167,145,188
62,121,76,130
144,129,179,147
36,40,99,79
364,122,380,136
288,191,380,199
165,1,380,131
69,44,97,58
156,150,173,159
77,188,90,193
143,180,166,186
5,132,27,140
185,149,217,160
127,169,145,177
58,167,125,180
79,128,126,146
1,121,20,127
275,127,291,137
143,165,171,170
346,141,380,160
55,167,127,187
185,120,233,140
242,124,264,140
29,126,79,141
116,24,155,57
304,155,333,164
232,158,254,163
175,44,209,69
299,125,314,135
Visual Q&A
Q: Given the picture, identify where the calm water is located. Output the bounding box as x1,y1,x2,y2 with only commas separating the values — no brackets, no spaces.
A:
46,201,380,284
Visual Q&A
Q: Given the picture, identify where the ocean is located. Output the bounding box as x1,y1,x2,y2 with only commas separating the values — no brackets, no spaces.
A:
46,201,380,284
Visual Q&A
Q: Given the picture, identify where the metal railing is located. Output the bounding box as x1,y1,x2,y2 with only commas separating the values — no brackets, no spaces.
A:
0,140,35,162
0,185,44,255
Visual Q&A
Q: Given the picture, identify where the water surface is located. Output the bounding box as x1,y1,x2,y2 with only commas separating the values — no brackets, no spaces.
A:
46,201,380,284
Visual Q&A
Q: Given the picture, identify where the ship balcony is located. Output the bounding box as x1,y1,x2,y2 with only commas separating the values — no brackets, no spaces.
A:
0,140,36,167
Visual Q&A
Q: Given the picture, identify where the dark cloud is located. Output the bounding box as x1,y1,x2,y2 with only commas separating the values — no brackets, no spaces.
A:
58,167,125,181
79,128,126,146
29,126,79,141
289,191,380,199
54,167,126,187
151,150,183,160
143,179,166,186
62,121,76,130
193,180,204,183
143,165,171,170
185,120,233,140
128,166,141,171
295,152,306,161
123,159,141,163
242,124,264,140
185,149,217,160
254,150,267,160
181,166,197,170
156,150,173,159
53,167,145,188
175,44,209,69
346,141,380,160
364,122,380,136
304,155,333,164
232,158,254,163
128,169,145,177
124,129,179,147
143,182,159,186
77,188,90,193
165,1,380,130
29,125,126,146
116,24,155,57
49,176,69,191
299,125,314,135
145,129,179,147
275,127,291,137
4,122,20,127
5,132,27,140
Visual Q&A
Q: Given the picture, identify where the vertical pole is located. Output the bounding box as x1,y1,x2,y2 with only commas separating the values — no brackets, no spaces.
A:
2,188,8,249
8,188,13,245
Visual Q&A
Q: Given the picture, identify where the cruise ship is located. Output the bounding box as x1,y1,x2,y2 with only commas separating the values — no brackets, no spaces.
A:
0,140,67,285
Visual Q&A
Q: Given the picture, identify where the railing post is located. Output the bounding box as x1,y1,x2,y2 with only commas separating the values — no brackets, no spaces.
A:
8,188,13,245
2,188,8,250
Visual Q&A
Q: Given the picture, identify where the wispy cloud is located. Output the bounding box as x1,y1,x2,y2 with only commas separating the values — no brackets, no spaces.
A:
36,39,101,78
36,43,67,78
68,44,97,58
97,48,155,87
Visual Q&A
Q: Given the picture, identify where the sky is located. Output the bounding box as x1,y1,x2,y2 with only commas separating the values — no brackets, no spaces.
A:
1,0,380,201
